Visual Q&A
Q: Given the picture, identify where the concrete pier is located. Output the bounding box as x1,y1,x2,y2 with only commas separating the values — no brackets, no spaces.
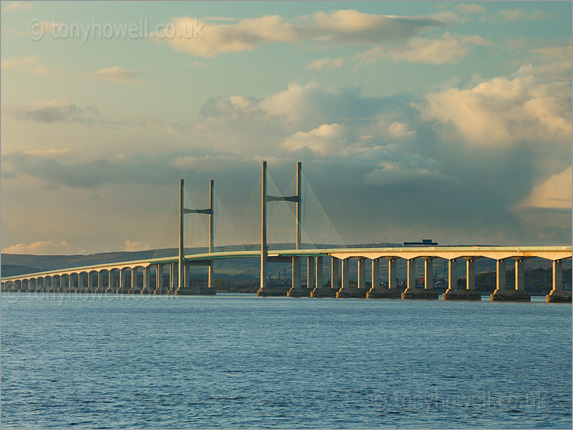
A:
57,275,65,293
177,262,216,295
332,257,340,289
85,272,94,293
116,269,126,294
307,257,315,291
311,256,337,297
140,267,152,294
491,258,531,301
357,258,368,298
443,258,481,300
96,271,104,294
547,260,572,302
45,276,54,293
168,263,177,295
336,258,362,298
129,268,140,294
154,264,165,294
65,276,73,293
105,269,114,294
402,257,438,299
368,257,401,298
287,256,309,297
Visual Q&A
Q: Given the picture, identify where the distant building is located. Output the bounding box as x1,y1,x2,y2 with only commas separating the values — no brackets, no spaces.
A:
403,239,437,247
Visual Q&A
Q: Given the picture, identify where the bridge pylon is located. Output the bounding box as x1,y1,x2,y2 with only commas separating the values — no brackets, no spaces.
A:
257,161,308,297
176,178,216,295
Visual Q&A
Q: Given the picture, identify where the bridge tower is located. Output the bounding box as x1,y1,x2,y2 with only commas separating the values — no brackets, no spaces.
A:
177,179,216,295
258,161,307,297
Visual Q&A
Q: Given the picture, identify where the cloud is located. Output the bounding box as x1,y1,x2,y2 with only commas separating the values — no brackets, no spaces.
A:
2,240,75,255
485,9,548,23
456,4,486,15
259,82,384,125
23,149,70,156
2,99,99,123
3,72,570,246
429,11,462,24
5,1,32,12
151,15,299,57
87,66,144,85
152,10,444,57
282,123,346,156
418,68,572,147
123,240,152,252
1,150,182,189
306,57,343,70
519,167,572,210
197,81,386,132
357,32,492,65
533,46,571,62
387,121,415,137
306,9,443,43
202,16,240,22
1,56,62,75
139,117,181,134
364,156,454,186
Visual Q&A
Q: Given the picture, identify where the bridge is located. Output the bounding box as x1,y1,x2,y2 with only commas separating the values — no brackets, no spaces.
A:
2,162,571,303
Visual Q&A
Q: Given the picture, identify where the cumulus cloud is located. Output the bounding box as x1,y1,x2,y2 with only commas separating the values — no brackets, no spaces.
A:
197,81,387,132
2,240,75,255
259,82,384,125
2,99,99,123
306,57,343,70
87,66,144,85
357,32,492,65
151,15,299,57
199,94,260,119
519,167,572,210
4,70,570,246
123,240,152,252
152,10,444,57
305,9,443,43
418,68,572,147
387,121,415,137
282,123,346,156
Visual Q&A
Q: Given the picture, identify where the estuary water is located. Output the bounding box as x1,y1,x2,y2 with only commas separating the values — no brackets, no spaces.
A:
1,293,571,429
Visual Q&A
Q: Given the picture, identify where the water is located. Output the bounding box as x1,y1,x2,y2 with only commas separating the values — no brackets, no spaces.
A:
1,293,571,429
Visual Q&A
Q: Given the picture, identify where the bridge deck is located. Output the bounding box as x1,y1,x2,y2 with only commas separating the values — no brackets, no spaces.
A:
1,246,571,281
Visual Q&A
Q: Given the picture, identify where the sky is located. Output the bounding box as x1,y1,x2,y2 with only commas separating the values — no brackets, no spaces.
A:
1,1,572,255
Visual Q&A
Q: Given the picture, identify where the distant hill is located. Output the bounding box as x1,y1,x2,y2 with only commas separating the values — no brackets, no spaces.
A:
1,251,160,274
1,264,42,277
